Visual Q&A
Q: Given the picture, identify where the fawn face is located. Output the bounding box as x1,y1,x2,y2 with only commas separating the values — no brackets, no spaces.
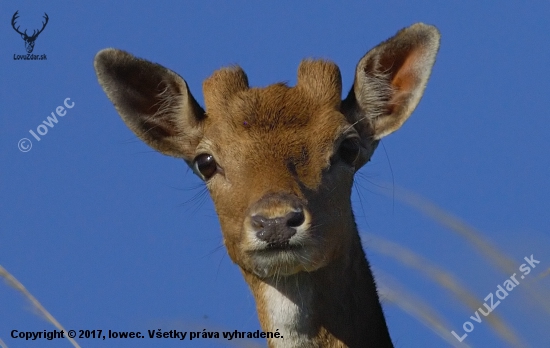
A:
94,23,440,278
198,62,372,277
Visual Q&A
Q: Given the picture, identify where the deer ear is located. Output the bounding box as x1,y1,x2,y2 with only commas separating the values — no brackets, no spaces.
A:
94,48,205,162
344,23,440,140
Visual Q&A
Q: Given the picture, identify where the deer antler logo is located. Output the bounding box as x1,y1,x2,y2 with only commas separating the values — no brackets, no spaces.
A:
11,11,49,54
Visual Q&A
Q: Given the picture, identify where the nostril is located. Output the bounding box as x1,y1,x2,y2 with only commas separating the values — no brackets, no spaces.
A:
250,215,267,231
286,210,305,228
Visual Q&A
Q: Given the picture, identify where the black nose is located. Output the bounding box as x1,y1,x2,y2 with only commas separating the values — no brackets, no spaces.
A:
251,209,305,248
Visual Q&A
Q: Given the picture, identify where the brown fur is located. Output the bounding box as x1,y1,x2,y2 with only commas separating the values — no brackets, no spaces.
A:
94,23,440,347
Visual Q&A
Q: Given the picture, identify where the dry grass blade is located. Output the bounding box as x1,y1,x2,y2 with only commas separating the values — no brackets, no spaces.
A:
539,268,550,279
0,265,80,348
392,186,516,272
365,234,526,347
375,184,550,315
375,270,470,348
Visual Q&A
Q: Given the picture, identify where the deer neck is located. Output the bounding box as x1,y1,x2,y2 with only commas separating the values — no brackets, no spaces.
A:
242,232,393,348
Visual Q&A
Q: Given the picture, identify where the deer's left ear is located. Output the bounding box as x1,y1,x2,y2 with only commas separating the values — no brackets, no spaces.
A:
343,23,440,140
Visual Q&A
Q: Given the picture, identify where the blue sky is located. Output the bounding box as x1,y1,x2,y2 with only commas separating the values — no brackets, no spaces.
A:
1,1,549,347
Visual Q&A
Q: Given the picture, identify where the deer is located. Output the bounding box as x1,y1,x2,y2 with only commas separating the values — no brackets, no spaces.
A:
94,23,440,347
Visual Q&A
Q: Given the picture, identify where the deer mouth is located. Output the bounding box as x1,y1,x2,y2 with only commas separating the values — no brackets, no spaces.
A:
251,242,305,256
265,240,300,250
246,241,326,278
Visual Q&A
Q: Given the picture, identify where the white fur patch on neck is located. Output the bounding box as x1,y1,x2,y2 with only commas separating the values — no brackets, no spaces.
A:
263,281,317,348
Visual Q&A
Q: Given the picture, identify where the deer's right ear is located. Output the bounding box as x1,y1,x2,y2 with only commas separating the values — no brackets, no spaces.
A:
94,48,205,161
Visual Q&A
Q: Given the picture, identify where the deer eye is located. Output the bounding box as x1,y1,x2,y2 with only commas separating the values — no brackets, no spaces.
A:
338,138,361,166
193,154,218,180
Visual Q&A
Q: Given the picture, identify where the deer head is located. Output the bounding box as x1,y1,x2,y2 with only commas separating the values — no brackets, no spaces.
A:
12,11,49,53
94,23,439,347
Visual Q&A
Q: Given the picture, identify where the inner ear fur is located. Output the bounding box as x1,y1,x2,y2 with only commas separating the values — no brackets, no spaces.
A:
94,48,205,161
344,23,440,140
